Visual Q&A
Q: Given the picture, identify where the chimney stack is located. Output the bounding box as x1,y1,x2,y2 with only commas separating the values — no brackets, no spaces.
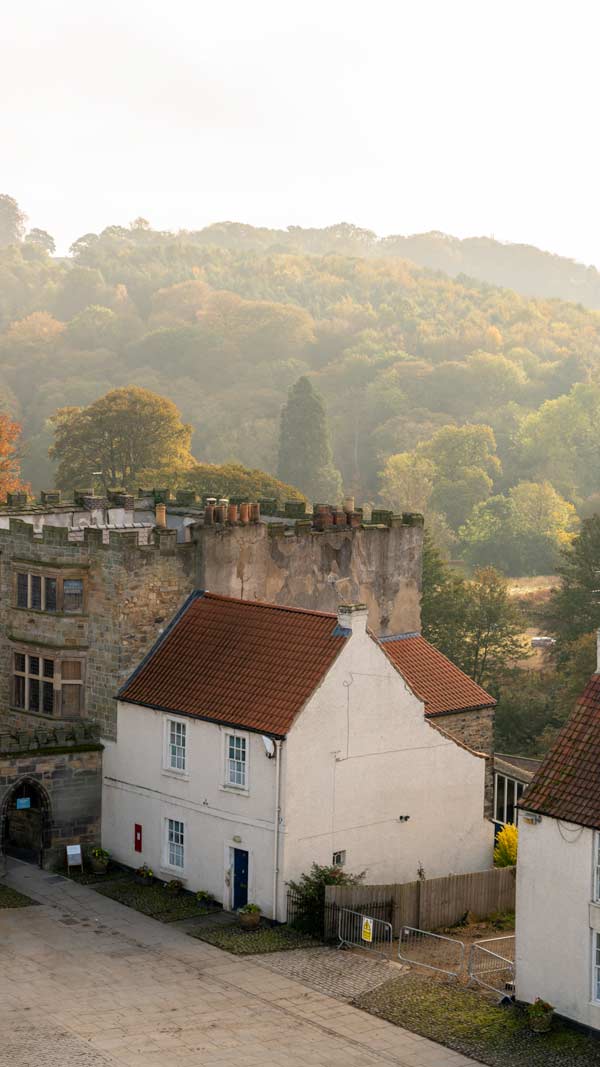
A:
155,503,167,529
337,603,368,635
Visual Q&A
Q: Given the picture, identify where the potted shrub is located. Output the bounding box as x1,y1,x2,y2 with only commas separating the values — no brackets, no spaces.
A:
90,847,110,874
527,998,554,1033
196,889,216,910
134,863,155,886
165,878,183,895
238,903,261,929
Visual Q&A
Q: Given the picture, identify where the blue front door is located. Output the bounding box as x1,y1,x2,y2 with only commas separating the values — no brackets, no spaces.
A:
233,848,249,910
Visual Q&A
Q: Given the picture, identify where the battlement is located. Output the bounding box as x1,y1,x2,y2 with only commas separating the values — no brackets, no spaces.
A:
0,516,193,555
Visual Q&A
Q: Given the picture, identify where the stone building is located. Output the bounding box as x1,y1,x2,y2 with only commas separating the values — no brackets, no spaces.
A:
0,488,428,866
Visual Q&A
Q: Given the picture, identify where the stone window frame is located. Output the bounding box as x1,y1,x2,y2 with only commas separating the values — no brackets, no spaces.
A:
11,642,86,719
12,564,88,616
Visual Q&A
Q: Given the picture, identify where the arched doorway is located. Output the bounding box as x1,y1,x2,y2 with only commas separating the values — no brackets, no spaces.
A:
1,778,51,866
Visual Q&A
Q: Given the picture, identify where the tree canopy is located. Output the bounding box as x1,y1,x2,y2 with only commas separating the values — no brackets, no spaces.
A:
49,387,193,490
1,203,600,571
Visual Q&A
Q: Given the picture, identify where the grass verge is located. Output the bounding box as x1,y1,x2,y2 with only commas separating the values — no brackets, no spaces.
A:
189,922,318,955
93,877,211,922
0,884,37,908
355,975,600,1066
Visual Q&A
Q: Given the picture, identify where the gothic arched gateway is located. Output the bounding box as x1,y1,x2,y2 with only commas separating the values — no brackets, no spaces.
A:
1,777,51,866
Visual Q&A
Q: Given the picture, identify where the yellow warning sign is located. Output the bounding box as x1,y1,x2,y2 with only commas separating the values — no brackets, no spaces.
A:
361,916,373,943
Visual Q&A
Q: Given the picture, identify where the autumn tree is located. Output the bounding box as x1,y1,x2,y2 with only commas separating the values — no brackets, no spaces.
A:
460,480,577,575
278,377,342,502
49,387,193,490
545,515,600,656
0,194,26,247
0,413,27,497
379,452,435,513
422,535,527,687
25,228,55,254
418,424,500,531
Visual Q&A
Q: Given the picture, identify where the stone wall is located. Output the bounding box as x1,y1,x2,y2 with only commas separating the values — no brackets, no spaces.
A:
437,706,495,818
0,746,102,868
0,516,424,741
195,518,424,636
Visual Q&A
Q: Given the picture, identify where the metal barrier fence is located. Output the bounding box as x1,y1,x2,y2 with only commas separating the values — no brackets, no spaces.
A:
468,935,515,995
398,925,465,978
338,907,393,958
286,890,392,941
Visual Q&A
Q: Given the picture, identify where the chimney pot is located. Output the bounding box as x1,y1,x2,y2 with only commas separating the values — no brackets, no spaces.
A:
336,603,369,635
155,503,167,528
204,504,215,525
343,496,355,514
249,502,261,523
227,503,239,524
239,502,250,524
214,504,226,523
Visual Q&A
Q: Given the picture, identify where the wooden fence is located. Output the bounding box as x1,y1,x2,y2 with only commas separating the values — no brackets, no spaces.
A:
324,867,516,937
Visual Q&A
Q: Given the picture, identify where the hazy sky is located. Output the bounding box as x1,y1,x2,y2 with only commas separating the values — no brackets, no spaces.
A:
3,0,599,261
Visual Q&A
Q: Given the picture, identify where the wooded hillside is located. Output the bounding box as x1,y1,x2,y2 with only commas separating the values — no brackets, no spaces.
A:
2,215,600,573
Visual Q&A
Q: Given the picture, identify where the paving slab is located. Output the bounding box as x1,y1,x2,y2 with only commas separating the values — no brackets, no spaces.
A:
0,860,483,1067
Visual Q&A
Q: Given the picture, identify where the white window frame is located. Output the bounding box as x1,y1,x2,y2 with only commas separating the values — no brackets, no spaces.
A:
594,931,600,1004
165,817,185,871
163,716,188,776
332,850,346,867
494,773,524,826
222,729,249,794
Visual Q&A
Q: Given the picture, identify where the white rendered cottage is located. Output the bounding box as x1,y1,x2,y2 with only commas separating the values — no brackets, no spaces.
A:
516,648,600,1029
102,593,495,919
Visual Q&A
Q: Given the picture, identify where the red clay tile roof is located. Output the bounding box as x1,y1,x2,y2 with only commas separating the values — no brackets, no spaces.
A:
518,673,600,829
120,594,496,733
118,592,349,737
379,634,495,717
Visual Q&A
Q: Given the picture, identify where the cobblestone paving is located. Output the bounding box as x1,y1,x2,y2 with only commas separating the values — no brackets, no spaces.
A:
0,861,480,1067
247,945,403,1000
0,1017,114,1066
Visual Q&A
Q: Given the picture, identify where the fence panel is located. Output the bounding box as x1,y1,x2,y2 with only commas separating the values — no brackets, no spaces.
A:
338,907,393,958
468,935,515,995
398,926,465,978
326,867,515,935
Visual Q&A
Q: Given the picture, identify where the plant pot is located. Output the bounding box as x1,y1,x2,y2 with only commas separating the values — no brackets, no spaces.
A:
90,857,108,874
134,874,154,887
529,1013,553,1033
239,911,261,930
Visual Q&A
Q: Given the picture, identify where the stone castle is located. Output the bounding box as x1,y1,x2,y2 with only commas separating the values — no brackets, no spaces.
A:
0,488,426,865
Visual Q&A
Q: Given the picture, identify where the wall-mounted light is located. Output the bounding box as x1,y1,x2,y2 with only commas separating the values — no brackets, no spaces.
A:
398,815,411,823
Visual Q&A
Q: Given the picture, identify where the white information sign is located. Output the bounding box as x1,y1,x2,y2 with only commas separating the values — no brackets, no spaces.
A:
66,844,83,871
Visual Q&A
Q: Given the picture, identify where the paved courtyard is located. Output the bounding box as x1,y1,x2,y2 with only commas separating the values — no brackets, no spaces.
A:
0,861,480,1067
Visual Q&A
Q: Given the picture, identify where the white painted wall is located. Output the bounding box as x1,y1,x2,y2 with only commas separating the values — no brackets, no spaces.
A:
281,621,493,890
103,616,493,920
102,707,282,917
516,815,600,1029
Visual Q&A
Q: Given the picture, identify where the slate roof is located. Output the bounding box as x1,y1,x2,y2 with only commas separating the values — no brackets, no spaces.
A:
119,593,495,736
379,634,496,717
518,673,600,830
118,592,350,737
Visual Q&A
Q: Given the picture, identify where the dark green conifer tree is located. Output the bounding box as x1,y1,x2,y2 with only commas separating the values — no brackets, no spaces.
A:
277,377,342,502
